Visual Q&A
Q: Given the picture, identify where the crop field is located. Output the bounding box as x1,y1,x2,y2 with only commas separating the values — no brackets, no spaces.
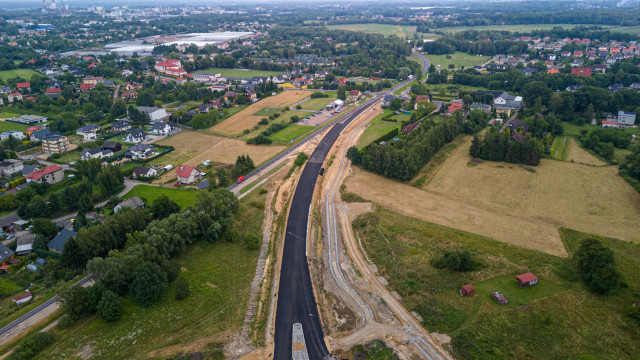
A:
356,108,401,148
436,24,610,33
210,90,312,136
326,23,440,39
40,190,266,359
353,209,640,360
0,69,39,83
344,136,640,256
153,130,285,169
425,52,490,69
121,185,198,209
200,67,282,78
268,124,314,143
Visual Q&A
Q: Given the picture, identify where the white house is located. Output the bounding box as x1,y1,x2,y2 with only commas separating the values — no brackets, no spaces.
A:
132,166,157,178
80,148,113,160
76,124,101,141
0,131,25,140
123,129,148,143
151,121,175,136
111,120,131,133
126,144,154,160
135,106,169,122
0,159,24,177
13,291,32,305
175,165,202,184
618,111,636,126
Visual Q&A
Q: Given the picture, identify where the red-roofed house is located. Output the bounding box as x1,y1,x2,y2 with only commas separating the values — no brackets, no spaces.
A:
121,89,138,101
516,272,538,287
601,120,619,128
16,82,30,92
88,62,99,69
337,78,347,86
447,101,463,115
8,93,23,103
26,164,64,184
401,123,420,134
80,83,95,91
175,165,202,184
547,68,560,74
13,291,32,305
155,59,185,77
45,88,62,98
571,68,591,77
25,126,42,136
348,90,361,99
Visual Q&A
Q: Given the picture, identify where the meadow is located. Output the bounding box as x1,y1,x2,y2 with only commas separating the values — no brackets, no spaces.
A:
0,121,27,132
120,185,199,209
268,124,315,143
425,52,490,69
356,109,401,148
0,69,39,83
200,67,282,78
326,23,440,39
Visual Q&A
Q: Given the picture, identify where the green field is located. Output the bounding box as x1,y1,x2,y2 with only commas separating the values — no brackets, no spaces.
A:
253,107,284,117
40,190,265,359
326,23,439,39
0,69,40,83
426,52,490,69
0,121,27,132
562,121,640,137
268,124,315,143
550,137,571,161
436,24,611,34
299,94,337,111
121,185,199,209
354,208,640,359
51,150,80,164
356,109,404,148
200,67,282,78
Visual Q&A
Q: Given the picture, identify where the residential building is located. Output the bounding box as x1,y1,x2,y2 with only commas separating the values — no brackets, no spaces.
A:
42,134,70,154
82,76,104,85
76,124,101,141
114,196,145,213
571,67,592,77
13,291,32,305
126,144,154,159
111,120,131,133
135,106,169,122
123,129,148,143
132,166,157,179
16,234,35,256
460,284,475,296
618,111,636,126
16,82,30,92
47,229,77,254
81,148,113,160
0,159,24,177
121,89,138,100
7,93,23,103
223,91,237,102
601,120,619,128
102,141,122,153
7,114,47,125
45,88,62,98
516,273,538,287
151,121,175,136
26,164,64,184
0,130,25,140
0,244,15,265
25,126,42,136
176,165,202,184
30,129,52,141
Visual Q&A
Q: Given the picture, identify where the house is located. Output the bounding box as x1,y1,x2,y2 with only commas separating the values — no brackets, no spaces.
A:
0,130,25,141
124,82,144,91
511,132,525,143
176,165,202,184
0,244,15,265
47,229,77,254
460,284,475,296
21,165,37,178
245,88,257,100
7,93,23,103
16,234,35,256
132,166,157,179
571,67,591,77
79,83,95,91
348,90,361,99
0,213,20,233
491,291,508,304
154,59,181,74
609,83,625,94
126,144,154,160
13,291,32,305
25,126,43,137
566,85,584,92
124,129,148,143
617,111,636,126
121,89,138,100
506,119,529,134
151,121,175,136
0,159,24,177
102,141,122,153
45,88,62,98
103,80,115,88
110,120,131,134
76,124,101,141
447,101,463,115
26,164,64,184
516,272,538,287
135,106,168,122
82,76,103,85
401,123,420,134
30,129,52,142
0,86,11,95
493,92,523,109
80,147,113,160
7,114,47,125
470,103,492,115
114,196,145,213
223,91,237,102
16,82,30,92
601,120,620,128
42,134,70,154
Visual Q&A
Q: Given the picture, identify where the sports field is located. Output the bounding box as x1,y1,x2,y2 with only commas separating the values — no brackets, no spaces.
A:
200,67,282,78
344,136,640,256
0,69,39,83
425,52,490,69
210,90,312,137
326,23,439,39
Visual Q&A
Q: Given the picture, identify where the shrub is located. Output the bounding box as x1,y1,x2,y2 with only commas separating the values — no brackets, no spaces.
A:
259,118,268,125
574,238,623,294
294,152,308,166
8,332,55,360
431,250,476,272
174,275,191,300
244,233,261,250
98,290,123,322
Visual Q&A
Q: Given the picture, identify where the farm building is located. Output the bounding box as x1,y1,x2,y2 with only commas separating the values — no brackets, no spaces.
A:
13,291,32,305
460,284,475,296
491,291,508,304
516,273,538,287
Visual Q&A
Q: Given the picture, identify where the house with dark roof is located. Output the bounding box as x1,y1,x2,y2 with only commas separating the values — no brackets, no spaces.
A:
81,148,113,161
76,124,101,141
151,122,175,136
0,244,15,265
30,129,52,142
102,141,122,153
47,229,77,254
132,166,157,179
114,196,145,213
111,120,131,133
124,129,148,143
126,144,154,160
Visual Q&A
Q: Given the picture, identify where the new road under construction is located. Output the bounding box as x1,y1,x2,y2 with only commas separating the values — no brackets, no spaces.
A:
273,51,452,359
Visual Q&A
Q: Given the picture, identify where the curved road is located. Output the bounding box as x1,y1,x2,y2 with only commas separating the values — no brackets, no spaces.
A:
273,52,428,360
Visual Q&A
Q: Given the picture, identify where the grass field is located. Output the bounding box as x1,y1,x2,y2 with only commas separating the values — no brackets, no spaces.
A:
353,208,640,359
210,91,312,137
0,121,27,132
425,52,490,69
253,107,284,117
344,135,640,256
0,69,39,83
326,23,439,39
356,109,402,148
121,185,199,209
550,137,571,161
268,125,315,143
51,150,80,164
299,93,337,111
436,24,610,34
562,121,640,137
40,190,266,359
603,25,640,34
200,67,282,78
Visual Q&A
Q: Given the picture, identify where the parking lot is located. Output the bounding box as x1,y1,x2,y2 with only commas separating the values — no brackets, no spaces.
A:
295,106,345,127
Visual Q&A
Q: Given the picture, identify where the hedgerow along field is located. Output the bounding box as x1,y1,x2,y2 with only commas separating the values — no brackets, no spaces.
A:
353,209,640,360
343,136,640,256
38,190,267,359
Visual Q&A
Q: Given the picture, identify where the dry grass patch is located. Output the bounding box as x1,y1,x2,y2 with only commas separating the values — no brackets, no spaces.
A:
210,91,312,136
565,138,607,166
344,136,640,256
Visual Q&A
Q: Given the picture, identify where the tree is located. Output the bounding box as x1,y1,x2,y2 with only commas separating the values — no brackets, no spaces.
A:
129,262,168,307
470,135,482,158
98,291,123,322
294,152,308,167
84,283,105,314
150,195,181,220
76,158,102,181
9,332,55,360
31,218,58,238
346,147,362,165
575,238,622,294
174,275,190,300
61,286,88,321
215,168,229,187
78,193,94,214
389,98,404,111
337,86,346,101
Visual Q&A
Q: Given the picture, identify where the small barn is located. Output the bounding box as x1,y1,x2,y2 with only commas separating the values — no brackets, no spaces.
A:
460,284,475,296
516,273,538,288
13,291,32,305
491,291,508,305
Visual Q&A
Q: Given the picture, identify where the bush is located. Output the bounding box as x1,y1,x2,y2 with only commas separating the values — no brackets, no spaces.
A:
259,118,268,125
244,233,261,250
431,251,476,272
98,290,123,322
8,332,55,360
294,152,308,166
174,275,191,300
574,238,623,294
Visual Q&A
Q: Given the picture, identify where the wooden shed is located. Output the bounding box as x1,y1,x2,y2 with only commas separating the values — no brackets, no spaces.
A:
516,273,538,288
460,284,475,296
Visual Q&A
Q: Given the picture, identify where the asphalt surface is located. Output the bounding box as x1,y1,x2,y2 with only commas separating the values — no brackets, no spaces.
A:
273,52,428,360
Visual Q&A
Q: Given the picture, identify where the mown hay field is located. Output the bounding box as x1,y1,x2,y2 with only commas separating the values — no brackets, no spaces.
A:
344,136,640,256
209,91,312,136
